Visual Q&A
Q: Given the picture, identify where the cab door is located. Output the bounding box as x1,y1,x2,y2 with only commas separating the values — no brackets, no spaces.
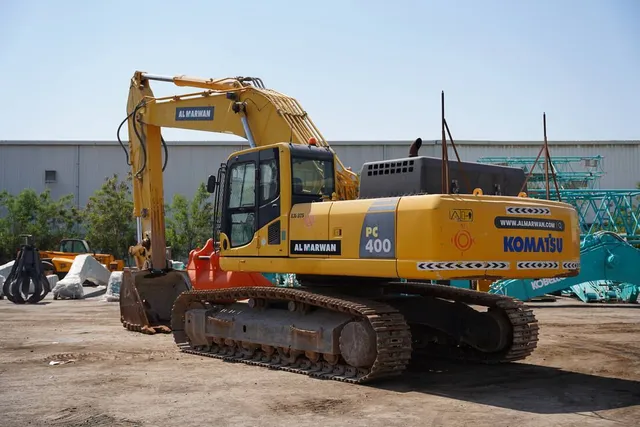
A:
257,147,287,257
219,150,260,256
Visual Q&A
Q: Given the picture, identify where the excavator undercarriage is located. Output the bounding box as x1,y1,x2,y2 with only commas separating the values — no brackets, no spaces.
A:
170,281,538,383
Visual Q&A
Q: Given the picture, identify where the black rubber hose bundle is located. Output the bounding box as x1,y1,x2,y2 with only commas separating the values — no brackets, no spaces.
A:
2,243,50,304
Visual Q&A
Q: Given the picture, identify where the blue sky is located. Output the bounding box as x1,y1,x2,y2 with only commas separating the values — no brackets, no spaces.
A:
1,0,638,142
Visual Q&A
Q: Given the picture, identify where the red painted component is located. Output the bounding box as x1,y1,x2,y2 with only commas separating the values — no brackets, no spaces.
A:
186,238,274,290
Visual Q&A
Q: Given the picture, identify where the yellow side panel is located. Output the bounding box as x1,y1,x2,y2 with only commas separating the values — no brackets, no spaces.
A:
283,197,399,277
51,257,75,272
255,218,288,257
396,194,581,281
219,191,581,283
325,199,368,259
224,197,401,278
219,232,261,258
289,201,331,246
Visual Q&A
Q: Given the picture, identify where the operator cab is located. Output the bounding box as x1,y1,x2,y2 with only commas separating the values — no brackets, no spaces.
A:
207,143,337,250
59,239,91,254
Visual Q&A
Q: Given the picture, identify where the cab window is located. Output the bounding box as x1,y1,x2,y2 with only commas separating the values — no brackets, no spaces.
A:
260,158,278,203
228,162,256,208
291,157,335,199
73,240,88,253
227,162,256,247
60,240,73,252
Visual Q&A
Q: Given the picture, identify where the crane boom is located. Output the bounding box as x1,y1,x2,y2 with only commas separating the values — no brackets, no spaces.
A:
123,70,359,270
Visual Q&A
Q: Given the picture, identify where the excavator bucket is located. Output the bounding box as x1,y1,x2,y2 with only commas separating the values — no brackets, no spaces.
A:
119,267,192,334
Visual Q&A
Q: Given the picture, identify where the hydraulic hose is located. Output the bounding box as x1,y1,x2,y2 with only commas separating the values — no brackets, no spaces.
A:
120,100,168,175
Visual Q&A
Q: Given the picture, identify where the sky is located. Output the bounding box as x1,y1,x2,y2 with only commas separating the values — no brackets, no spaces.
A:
1,0,639,143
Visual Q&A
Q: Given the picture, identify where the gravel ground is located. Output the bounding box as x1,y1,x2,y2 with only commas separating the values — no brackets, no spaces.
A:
0,291,639,427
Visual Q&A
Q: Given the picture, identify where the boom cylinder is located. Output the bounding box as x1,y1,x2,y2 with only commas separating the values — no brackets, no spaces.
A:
240,116,257,148
140,73,174,82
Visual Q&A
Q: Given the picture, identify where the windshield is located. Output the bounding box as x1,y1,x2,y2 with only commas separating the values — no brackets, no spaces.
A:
291,157,335,199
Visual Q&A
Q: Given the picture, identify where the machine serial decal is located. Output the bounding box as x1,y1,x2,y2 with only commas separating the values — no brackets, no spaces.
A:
416,261,510,270
290,211,315,227
449,209,473,222
359,198,398,259
175,106,214,121
503,235,563,253
505,206,551,215
562,261,580,269
494,216,565,231
290,240,341,255
516,261,560,269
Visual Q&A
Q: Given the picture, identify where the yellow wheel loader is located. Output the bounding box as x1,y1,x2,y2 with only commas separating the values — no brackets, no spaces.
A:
38,238,124,279
118,71,581,383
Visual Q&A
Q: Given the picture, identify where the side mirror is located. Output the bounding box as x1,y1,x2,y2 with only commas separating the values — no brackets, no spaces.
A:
206,175,217,193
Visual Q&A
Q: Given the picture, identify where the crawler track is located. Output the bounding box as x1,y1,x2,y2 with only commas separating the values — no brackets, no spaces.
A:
170,284,540,384
394,282,540,364
171,287,412,383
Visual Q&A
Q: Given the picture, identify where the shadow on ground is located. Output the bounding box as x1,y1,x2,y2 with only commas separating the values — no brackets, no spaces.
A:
529,303,640,310
370,359,640,415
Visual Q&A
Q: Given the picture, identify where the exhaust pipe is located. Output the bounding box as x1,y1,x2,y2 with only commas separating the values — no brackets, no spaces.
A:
409,138,422,157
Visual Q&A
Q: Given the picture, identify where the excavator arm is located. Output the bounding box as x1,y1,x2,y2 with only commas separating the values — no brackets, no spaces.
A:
123,71,358,270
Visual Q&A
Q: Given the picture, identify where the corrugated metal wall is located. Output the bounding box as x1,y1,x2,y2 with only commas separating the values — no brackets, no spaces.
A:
1,139,638,207
439,141,639,189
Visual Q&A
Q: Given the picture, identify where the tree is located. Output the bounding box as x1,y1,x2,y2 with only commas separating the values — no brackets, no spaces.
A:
82,174,136,261
0,188,81,264
165,182,214,261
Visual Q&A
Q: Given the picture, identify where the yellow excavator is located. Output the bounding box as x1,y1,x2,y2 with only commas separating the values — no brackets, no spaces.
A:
119,70,581,383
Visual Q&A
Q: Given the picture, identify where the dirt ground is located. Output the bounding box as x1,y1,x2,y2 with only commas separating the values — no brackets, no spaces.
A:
1,290,639,427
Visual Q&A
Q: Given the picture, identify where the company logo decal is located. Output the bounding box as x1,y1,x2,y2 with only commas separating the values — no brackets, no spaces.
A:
175,106,214,121
531,277,564,290
290,240,341,255
503,235,563,253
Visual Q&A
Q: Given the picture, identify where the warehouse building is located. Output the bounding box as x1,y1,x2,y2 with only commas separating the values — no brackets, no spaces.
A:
1,139,638,208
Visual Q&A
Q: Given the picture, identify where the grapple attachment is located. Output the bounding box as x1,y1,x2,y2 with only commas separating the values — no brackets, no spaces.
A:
120,268,192,334
3,236,51,304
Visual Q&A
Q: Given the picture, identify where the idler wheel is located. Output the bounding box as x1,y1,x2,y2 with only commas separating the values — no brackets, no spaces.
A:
338,320,377,368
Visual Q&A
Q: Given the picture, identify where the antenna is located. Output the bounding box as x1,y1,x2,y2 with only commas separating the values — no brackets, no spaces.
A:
441,91,449,193
439,91,470,194
518,113,562,201
543,113,562,201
